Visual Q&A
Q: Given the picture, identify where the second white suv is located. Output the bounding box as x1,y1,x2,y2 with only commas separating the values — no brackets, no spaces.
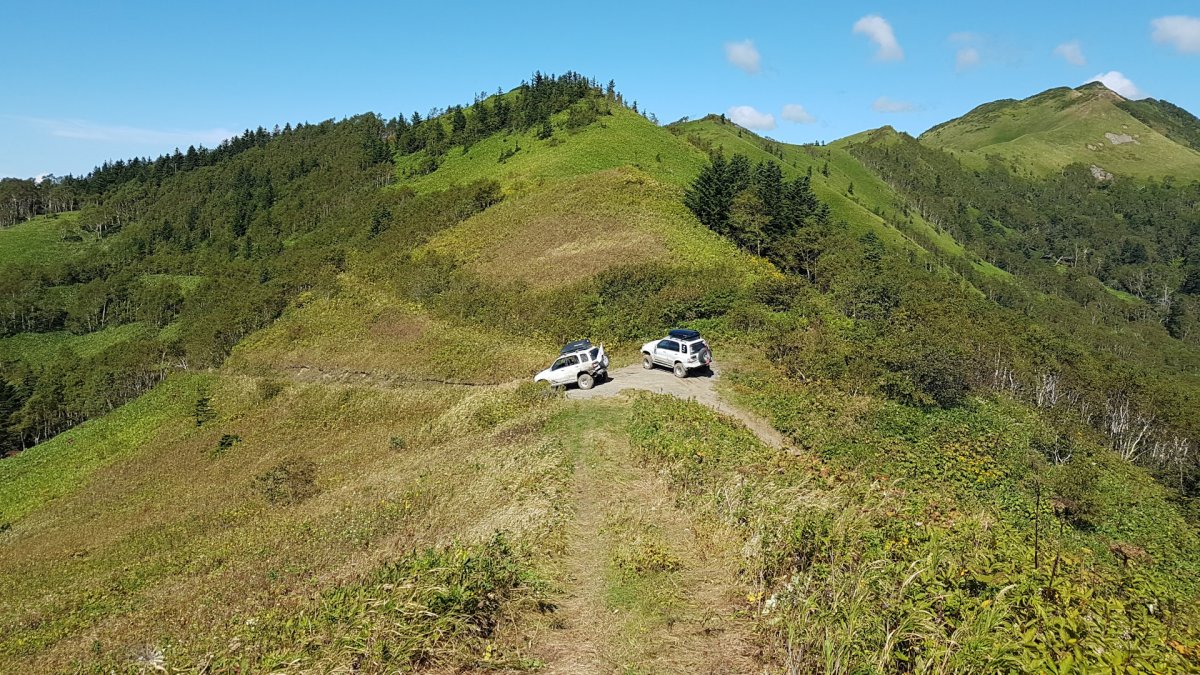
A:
641,329,713,378
534,339,610,390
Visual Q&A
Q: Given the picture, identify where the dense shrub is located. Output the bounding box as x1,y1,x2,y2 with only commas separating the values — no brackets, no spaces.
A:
254,457,319,505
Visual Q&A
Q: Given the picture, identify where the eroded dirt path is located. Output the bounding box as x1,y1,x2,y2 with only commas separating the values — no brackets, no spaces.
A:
566,364,792,453
525,403,762,674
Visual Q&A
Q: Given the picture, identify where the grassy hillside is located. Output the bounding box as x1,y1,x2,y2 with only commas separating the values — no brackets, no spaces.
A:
2,75,1200,672
921,83,1200,179
0,323,153,369
0,213,93,269
418,166,771,291
673,115,1007,280
399,104,707,193
1118,96,1200,152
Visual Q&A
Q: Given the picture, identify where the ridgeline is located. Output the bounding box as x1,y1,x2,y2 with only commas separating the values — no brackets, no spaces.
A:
1,74,1199,672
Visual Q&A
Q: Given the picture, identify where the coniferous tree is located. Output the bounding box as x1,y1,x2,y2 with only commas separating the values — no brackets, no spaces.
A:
450,107,468,140
684,153,733,235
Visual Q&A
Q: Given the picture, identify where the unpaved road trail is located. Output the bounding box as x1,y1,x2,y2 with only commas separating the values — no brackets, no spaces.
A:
528,405,763,674
567,363,793,453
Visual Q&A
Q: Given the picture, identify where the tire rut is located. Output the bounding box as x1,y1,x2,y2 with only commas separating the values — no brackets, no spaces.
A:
526,405,762,674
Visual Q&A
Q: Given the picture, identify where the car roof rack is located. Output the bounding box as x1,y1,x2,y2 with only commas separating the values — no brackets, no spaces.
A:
560,338,593,354
668,328,701,341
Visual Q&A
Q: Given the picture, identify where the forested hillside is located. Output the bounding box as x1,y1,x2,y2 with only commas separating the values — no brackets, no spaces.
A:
845,126,1200,495
2,73,1199,672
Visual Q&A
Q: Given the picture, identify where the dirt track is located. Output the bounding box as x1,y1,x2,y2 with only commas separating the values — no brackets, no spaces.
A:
566,363,793,453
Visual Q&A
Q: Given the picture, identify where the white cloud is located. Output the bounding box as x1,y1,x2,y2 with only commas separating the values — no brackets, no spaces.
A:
956,47,981,71
1053,40,1086,66
781,104,815,124
724,39,761,74
727,105,776,131
1152,15,1200,54
871,96,918,113
1085,71,1147,99
21,117,236,146
854,15,904,61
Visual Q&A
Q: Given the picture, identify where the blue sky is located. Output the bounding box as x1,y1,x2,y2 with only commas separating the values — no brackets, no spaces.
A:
3,1,1200,179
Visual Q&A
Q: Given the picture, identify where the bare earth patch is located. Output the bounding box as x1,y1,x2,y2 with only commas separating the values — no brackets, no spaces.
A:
567,363,793,453
1104,132,1138,145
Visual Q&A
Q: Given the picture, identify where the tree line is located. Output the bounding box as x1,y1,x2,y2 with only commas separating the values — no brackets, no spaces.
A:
683,149,1200,498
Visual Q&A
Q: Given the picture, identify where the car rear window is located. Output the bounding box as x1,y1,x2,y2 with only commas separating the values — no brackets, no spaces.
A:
589,347,600,360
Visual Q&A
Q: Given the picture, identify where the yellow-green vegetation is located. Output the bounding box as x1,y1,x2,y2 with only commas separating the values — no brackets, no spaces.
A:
0,323,153,369
228,274,549,384
922,84,1200,179
676,116,1007,280
0,375,211,524
0,375,571,671
4,72,1200,673
0,212,92,269
419,166,771,290
398,104,707,193
629,387,1200,672
514,402,758,672
140,274,204,294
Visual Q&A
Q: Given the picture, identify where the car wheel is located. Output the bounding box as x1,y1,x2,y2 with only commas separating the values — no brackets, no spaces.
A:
577,372,594,390
642,354,654,370
673,363,687,378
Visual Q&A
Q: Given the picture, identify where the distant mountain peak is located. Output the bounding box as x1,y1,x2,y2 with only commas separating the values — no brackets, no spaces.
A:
918,83,1200,178
1074,81,1127,102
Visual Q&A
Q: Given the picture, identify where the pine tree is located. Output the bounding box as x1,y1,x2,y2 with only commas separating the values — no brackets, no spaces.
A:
727,154,752,193
685,153,733,235
0,380,22,454
754,161,785,237
451,108,468,137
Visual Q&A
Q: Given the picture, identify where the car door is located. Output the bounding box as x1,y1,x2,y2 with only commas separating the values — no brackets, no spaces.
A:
654,339,679,365
550,355,579,384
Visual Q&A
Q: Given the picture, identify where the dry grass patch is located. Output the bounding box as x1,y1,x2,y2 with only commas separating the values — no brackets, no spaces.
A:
420,167,769,290
229,274,548,384
0,373,572,672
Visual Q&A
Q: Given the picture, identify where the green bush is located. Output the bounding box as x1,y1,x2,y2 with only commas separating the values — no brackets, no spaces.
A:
253,457,319,505
211,433,241,458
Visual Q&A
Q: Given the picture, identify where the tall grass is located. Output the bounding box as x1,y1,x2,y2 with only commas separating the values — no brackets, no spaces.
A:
626,391,1200,672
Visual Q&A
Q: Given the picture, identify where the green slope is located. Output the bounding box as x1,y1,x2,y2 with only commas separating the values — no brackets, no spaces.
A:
0,323,154,369
0,212,93,270
673,115,1007,280
1118,97,1200,152
921,83,1200,179
3,79,1200,673
399,105,708,193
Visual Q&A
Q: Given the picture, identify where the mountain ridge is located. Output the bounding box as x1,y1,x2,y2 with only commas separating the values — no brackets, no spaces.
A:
919,82,1200,178
2,73,1200,672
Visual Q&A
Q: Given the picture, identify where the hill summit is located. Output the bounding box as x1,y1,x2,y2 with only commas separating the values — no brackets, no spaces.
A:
920,82,1200,179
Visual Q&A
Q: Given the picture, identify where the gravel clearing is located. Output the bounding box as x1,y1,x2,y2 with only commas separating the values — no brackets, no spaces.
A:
566,362,793,452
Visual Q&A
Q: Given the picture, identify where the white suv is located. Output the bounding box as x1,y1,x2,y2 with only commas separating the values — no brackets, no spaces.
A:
534,339,610,390
641,329,713,378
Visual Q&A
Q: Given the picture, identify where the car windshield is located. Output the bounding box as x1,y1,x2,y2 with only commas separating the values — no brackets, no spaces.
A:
552,355,579,369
